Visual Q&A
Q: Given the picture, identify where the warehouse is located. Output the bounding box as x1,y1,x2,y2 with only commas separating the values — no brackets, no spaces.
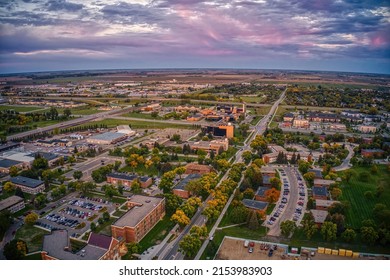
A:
87,132,127,145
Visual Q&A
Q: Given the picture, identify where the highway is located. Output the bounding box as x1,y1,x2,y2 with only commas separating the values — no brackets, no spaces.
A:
156,88,286,260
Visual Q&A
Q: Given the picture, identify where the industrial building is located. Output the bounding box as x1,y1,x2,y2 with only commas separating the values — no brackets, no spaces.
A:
87,132,127,145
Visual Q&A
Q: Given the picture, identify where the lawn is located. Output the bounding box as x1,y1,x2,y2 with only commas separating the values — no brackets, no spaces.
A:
138,215,175,252
15,225,48,253
0,105,43,112
121,111,162,120
70,238,87,253
120,164,160,176
81,118,195,130
250,116,261,125
266,204,276,215
86,191,127,204
338,165,390,229
240,96,266,103
254,106,272,116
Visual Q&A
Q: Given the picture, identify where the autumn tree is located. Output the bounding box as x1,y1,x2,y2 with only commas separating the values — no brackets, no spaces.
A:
164,194,183,215
298,160,311,174
269,177,281,189
9,166,18,177
264,188,280,203
3,239,28,260
3,182,15,194
331,188,342,200
190,225,208,239
171,209,190,228
24,212,39,226
303,172,315,187
250,135,268,154
342,169,355,183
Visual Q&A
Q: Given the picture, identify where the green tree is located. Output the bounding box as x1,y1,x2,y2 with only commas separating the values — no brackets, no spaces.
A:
103,211,110,221
320,221,337,242
179,234,202,258
303,172,315,187
32,155,48,170
361,226,378,245
77,182,96,196
63,108,72,118
3,182,15,193
342,169,355,183
90,222,97,232
73,170,83,181
230,204,249,224
0,210,12,241
302,213,318,239
280,220,297,237
164,194,183,215
131,180,142,194
9,166,18,177
247,210,259,230
298,160,311,174
331,188,342,200
190,225,208,238
24,212,39,226
341,228,356,243
3,239,28,260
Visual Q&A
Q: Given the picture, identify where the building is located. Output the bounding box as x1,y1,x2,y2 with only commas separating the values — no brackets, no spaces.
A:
329,124,347,131
293,118,310,128
141,103,161,112
187,114,203,122
0,195,25,213
173,174,201,199
307,113,340,123
0,151,61,168
315,199,339,211
254,187,270,202
117,125,136,136
361,149,385,158
314,179,335,188
42,230,123,260
308,169,323,179
242,199,268,213
312,186,328,200
107,173,152,188
310,209,328,226
358,125,377,133
188,138,229,155
0,159,24,173
87,132,127,145
10,176,45,194
30,152,62,167
184,163,215,175
203,123,234,139
0,142,21,154
111,195,165,243
260,166,276,177
283,113,294,122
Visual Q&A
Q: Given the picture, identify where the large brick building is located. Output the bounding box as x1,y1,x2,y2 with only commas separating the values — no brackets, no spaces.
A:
10,176,45,194
111,195,165,243
184,163,215,175
107,173,152,188
173,174,201,199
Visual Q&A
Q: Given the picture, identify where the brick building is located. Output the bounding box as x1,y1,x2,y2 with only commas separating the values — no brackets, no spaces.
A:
0,195,25,214
173,174,201,199
184,163,215,175
10,176,45,194
107,173,152,188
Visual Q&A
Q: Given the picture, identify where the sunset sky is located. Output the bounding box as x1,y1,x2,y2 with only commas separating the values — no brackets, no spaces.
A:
0,0,389,74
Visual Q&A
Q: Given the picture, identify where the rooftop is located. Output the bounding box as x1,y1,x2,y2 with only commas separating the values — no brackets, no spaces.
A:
310,209,329,224
361,149,384,153
0,195,24,212
174,174,201,191
10,176,44,188
107,172,137,181
261,166,276,173
87,232,112,250
316,199,339,208
113,195,164,228
242,199,268,211
314,179,335,186
255,187,270,197
89,132,126,141
42,230,107,260
1,151,35,163
0,158,23,168
308,169,323,178
29,152,59,162
312,186,328,197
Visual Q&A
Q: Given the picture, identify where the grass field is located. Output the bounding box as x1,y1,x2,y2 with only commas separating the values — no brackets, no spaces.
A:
120,164,160,176
254,106,271,115
338,165,390,229
82,118,195,130
121,111,162,120
15,225,48,253
240,96,267,103
0,105,43,112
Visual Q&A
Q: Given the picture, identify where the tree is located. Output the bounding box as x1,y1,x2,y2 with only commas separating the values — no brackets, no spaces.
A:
9,166,18,177
264,188,280,203
131,180,142,194
164,194,183,215
230,204,249,224
331,188,342,200
73,170,83,181
280,220,297,237
0,210,12,241
242,151,253,164
151,111,159,118
360,226,378,245
171,209,190,228
190,225,208,238
341,228,356,243
320,221,337,242
298,160,311,174
3,182,15,193
126,242,140,255
24,212,39,226
342,169,355,183
179,234,202,258
328,213,345,235
32,155,48,170
302,213,317,239
328,202,349,215
364,191,374,200
3,239,28,260
242,188,255,199
247,210,259,230
215,159,231,172
63,108,72,118
90,222,97,232
77,181,96,196
103,211,110,221
269,177,281,189
105,185,119,198
303,172,315,187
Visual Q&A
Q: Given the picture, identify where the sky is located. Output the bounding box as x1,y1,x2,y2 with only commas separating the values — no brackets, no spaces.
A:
0,0,389,74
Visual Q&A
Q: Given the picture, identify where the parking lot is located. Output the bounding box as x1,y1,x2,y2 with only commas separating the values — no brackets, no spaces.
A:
35,195,117,236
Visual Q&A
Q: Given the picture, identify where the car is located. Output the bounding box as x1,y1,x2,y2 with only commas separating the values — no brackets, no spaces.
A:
270,217,276,221
248,247,254,253
268,249,274,257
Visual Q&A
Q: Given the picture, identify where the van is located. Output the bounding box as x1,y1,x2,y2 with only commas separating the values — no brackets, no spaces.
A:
244,240,249,248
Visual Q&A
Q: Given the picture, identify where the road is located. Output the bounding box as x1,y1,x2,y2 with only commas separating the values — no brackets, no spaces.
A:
0,219,24,260
110,116,209,126
190,88,287,260
334,144,355,171
6,106,134,141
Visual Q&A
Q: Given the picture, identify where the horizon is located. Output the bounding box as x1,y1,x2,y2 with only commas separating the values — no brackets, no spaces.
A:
0,1,389,74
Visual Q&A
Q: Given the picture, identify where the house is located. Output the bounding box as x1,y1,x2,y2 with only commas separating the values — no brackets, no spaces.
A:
315,199,339,211
310,209,329,226
0,195,25,214
10,176,45,194
312,186,328,200
361,149,385,158
0,159,24,174
314,179,335,188
107,173,152,188
242,199,268,213
184,163,215,175
173,174,201,199
111,195,165,243
254,187,270,202
42,230,123,260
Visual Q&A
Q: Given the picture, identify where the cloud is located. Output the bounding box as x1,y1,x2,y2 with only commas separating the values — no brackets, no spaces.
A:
46,0,84,12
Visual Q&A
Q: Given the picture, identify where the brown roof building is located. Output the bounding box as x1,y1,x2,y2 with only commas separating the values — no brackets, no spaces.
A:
184,163,215,175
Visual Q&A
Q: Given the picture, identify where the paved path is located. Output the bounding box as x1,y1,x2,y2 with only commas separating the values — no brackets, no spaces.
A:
334,144,355,171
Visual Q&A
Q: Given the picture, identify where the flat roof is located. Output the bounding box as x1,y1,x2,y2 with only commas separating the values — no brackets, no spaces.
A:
1,151,34,163
255,187,270,197
29,152,59,161
242,199,268,211
0,159,23,168
0,195,24,212
42,230,106,260
310,209,329,224
113,195,164,228
174,174,201,191
314,179,335,185
10,176,44,188
89,132,126,141
316,199,339,207
261,166,276,173
107,172,137,181
312,186,328,196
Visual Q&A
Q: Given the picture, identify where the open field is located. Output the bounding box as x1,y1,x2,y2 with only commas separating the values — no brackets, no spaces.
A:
0,105,43,112
82,118,195,130
338,165,390,229
15,225,48,253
